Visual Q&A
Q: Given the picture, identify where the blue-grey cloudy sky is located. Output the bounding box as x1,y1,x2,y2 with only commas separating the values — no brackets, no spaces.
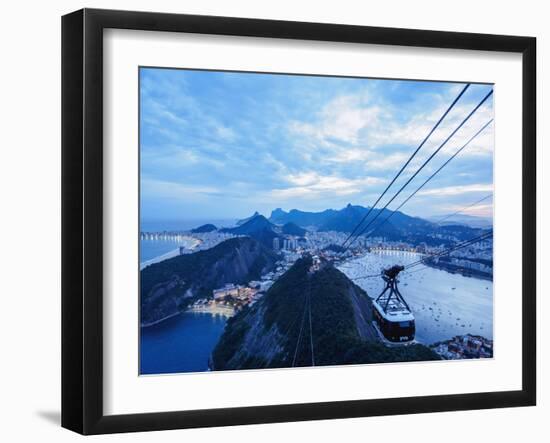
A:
140,68,494,222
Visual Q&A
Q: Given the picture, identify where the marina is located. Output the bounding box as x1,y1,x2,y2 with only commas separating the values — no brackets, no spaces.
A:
339,250,493,345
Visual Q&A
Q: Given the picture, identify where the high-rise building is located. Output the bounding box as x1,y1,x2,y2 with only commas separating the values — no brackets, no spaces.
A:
273,237,280,250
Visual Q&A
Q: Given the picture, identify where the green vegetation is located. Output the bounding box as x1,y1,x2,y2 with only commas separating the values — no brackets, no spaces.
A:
262,257,311,334
342,342,441,364
140,237,278,325
210,309,252,366
212,256,440,370
281,222,307,236
141,237,275,297
220,215,280,249
305,265,364,366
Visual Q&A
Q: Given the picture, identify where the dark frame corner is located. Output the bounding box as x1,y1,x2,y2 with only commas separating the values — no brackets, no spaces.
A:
62,8,536,435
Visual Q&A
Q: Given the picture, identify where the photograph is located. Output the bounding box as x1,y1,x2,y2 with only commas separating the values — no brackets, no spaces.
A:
138,68,495,375
0,0,543,439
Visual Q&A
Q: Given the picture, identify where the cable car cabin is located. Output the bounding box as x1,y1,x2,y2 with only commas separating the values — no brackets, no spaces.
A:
372,299,415,342
372,265,415,343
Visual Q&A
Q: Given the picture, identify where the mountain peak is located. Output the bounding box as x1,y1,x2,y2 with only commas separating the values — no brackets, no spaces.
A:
281,221,307,236
221,215,280,249
270,208,286,217
233,214,273,231
211,258,440,370
140,237,278,326
236,211,261,226
191,223,217,233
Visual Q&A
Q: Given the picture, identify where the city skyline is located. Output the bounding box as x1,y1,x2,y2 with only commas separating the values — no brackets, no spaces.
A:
140,68,494,222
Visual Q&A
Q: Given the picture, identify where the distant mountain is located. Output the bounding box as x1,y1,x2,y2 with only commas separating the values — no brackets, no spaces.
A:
269,204,431,234
269,204,490,247
281,222,307,237
317,204,369,232
317,204,435,234
225,214,275,233
191,223,217,233
211,257,439,370
236,211,261,226
430,214,493,229
221,215,281,249
430,224,492,244
269,207,337,227
140,237,278,326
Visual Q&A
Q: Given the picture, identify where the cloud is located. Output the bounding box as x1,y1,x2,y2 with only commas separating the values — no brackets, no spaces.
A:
141,79,242,148
287,84,494,169
215,125,237,142
270,172,385,199
139,69,494,220
461,203,493,218
141,178,224,199
417,183,493,197
141,144,226,170
436,202,493,219
288,91,383,146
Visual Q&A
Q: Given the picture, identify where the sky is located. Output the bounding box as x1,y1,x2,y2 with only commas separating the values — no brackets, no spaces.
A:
140,68,494,223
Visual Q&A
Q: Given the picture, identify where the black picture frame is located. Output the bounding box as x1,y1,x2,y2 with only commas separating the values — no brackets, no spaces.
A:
62,8,537,435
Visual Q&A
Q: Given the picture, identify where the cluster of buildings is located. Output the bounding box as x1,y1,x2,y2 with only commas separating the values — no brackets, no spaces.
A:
273,237,300,251
141,230,239,255
304,231,349,250
431,334,493,360
174,226,493,321
180,231,238,253
449,241,492,262
190,279,275,314
140,232,188,241
309,255,323,272
188,298,236,316
189,285,259,315
369,242,424,253
364,238,493,278
426,240,493,278
211,283,263,308
262,257,297,283
436,256,492,273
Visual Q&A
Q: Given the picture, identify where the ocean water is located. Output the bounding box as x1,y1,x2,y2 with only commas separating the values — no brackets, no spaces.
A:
339,250,493,344
140,238,187,262
140,219,238,264
140,312,228,375
139,250,493,375
140,219,237,375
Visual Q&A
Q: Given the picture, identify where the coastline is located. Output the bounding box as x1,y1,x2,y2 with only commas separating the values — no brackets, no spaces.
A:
341,250,493,344
424,261,493,281
140,310,183,328
360,250,493,281
140,248,180,270
187,305,235,317
139,236,201,270
141,304,234,328
140,236,225,328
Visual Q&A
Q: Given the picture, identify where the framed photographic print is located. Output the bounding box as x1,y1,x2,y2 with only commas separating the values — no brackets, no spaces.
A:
61,8,536,435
